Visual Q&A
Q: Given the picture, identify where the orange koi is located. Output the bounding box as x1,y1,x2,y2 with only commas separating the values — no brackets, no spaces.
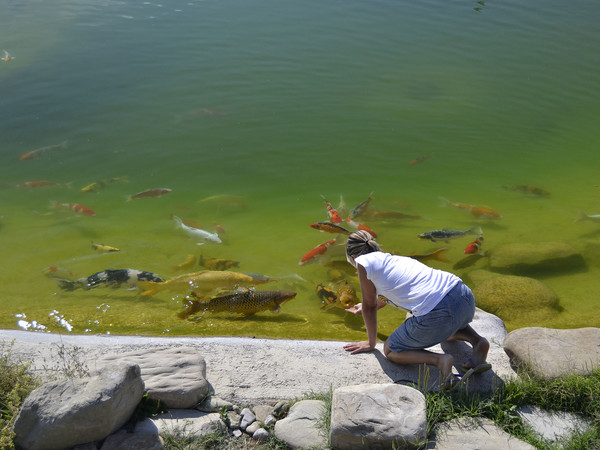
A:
346,219,377,238
409,155,432,166
213,221,226,234
51,201,96,216
299,239,336,265
173,254,196,271
310,222,350,235
19,140,68,161
440,197,502,219
128,188,172,201
464,236,485,255
320,195,342,224
16,181,70,188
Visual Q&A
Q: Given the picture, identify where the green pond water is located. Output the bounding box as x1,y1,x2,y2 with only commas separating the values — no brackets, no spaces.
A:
1,0,599,341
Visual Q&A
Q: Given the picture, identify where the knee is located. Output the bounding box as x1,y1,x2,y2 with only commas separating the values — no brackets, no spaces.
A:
383,341,391,357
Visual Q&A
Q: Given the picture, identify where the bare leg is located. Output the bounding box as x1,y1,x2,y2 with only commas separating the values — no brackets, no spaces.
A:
446,325,489,368
384,342,454,380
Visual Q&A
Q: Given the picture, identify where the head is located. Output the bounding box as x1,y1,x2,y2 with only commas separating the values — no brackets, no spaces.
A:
345,230,380,268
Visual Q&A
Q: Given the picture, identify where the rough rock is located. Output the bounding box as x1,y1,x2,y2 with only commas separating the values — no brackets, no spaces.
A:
99,432,165,449
253,404,275,423
329,384,427,449
425,417,535,449
517,405,593,442
253,427,270,442
240,407,256,430
504,327,600,378
96,346,209,409
488,241,585,275
195,395,235,412
274,400,328,449
135,409,224,437
473,275,560,323
13,363,144,450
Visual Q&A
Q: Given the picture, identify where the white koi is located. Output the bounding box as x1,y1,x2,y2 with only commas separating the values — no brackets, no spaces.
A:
173,215,221,245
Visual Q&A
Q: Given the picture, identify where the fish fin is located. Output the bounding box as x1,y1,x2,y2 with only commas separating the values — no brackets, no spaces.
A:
470,226,483,235
269,305,281,314
56,278,80,291
433,248,451,263
438,196,451,207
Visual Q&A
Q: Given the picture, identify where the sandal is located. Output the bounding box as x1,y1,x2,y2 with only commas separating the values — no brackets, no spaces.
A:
461,358,492,378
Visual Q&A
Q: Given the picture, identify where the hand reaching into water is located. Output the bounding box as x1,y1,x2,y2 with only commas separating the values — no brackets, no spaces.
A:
345,302,362,315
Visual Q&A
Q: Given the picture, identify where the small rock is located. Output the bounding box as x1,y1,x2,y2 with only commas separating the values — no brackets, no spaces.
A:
227,411,242,429
273,401,289,418
253,404,275,423
253,428,269,442
245,421,261,435
240,408,256,431
264,414,276,427
232,429,243,438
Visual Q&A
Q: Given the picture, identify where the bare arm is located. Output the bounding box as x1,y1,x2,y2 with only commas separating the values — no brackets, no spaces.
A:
343,264,379,354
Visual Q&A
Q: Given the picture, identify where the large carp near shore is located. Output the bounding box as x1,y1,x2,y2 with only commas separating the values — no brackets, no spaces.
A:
1,0,599,340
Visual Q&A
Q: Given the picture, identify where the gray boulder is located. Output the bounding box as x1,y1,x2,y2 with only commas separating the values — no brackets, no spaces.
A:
517,405,593,442
96,346,210,409
329,383,427,449
425,417,535,449
488,241,585,274
504,327,600,378
274,399,327,449
473,275,560,324
13,363,144,450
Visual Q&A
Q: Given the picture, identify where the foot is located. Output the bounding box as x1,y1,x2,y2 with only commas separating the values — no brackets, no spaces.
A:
437,353,455,380
463,337,490,370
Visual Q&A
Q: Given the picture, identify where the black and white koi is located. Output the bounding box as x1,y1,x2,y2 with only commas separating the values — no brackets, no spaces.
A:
56,269,163,291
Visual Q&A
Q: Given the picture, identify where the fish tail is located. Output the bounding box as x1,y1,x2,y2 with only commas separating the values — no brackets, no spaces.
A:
470,226,483,235
56,278,82,291
438,196,451,207
574,211,588,223
432,248,451,263
172,215,183,228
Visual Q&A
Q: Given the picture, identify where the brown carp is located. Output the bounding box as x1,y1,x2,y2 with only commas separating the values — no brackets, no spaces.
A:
179,289,297,318
137,270,273,296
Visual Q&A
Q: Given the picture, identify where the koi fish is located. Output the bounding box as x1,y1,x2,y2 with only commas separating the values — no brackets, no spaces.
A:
19,140,68,161
409,155,432,166
81,176,127,193
464,236,485,255
2,50,14,62
179,289,296,318
439,197,502,219
316,283,337,308
198,255,240,271
137,270,273,297
56,269,163,291
198,194,246,208
418,226,482,243
348,193,373,221
16,181,71,189
299,239,336,265
173,215,221,244
346,219,378,237
574,211,600,223
51,201,96,216
502,185,550,197
128,188,172,201
321,195,342,224
91,242,120,252
310,222,350,235
404,248,451,264
43,266,75,279
173,254,196,271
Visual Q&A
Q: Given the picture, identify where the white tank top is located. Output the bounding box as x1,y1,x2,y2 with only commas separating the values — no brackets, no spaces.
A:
354,251,461,316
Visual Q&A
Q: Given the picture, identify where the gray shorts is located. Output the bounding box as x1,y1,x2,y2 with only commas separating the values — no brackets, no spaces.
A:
385,282,476,353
